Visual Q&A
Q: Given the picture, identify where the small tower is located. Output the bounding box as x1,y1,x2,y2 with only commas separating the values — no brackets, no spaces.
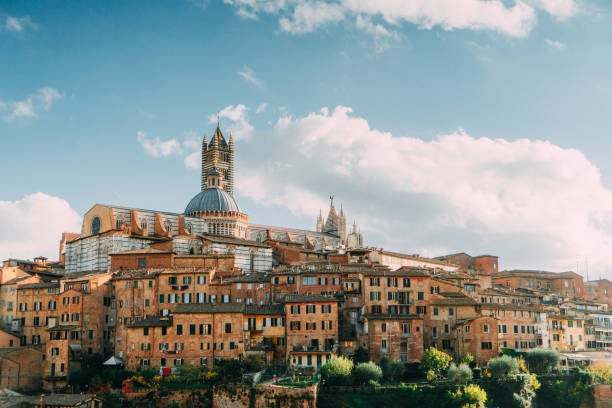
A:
316,209,324,232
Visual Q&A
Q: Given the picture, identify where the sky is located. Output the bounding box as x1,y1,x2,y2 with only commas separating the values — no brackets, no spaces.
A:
1,0,612,278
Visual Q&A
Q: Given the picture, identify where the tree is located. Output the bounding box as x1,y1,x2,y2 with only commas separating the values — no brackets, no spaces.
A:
320,355,354,385
420,347,452,378
487,356,520,379
448,363,473,385
587,362,612,384
353,362,383,385
524,349,561,375
245,354,265,372
353,347,370,364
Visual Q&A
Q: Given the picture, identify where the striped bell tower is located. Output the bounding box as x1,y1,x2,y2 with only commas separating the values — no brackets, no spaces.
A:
200,123,234,195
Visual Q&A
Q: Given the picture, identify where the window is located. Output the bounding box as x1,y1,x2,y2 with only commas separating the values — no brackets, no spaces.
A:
143,327,149,336
168,277,177,285
225,323,232,333
432,327,438,338
416,306,426,314
417,292,424,300
481,342,493,350
91,216,101,234
381,323,386,332
290,321,301,330
197,276,206,284
444,324,449,334
369,278,380,286
303,276,317,286
483,324,489,333
290,305,300,314
321,304,331,313
449,307,454,316
183,276,192,285
387,278,398,287
369,291,381,301
176,325,183,335
465,325,471,333
306,305,316,313
159,294,165,304
138,258,146,268
133,281,138,289
382,339,388,352
288,276,295,284
433,307,438,316
319,277,328,285
401,323,411,336
403,278,411,288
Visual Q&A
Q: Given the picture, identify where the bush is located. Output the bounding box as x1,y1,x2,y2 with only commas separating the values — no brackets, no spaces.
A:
380,357,405,383
320,355,354,385
524,349,560,374
453,383,487,407
482,373,537,408
421,347,453,376
448,363,473,385
353,347,370,364
353,362,383,385
487,356,519,379
458,353,474,365
472,368,482,380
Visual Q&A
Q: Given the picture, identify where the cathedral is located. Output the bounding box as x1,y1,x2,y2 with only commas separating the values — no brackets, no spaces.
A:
63,125,364,274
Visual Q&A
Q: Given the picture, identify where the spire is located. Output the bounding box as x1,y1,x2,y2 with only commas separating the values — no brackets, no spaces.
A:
340,203,345,217
229,133,234,145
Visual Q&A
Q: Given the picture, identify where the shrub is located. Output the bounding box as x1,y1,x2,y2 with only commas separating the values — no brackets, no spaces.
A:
587,362,612,384
524,349,561,374
245,354,265,372
320,355,353,385
487,356,519,379
420,347,452,376
427,370,437,381
459,353,474,365
380,357,405,383
482,373,537,408
448,363,473,385
353,347,370,364
353,362,383,385
472,368,482,379
453,383,488,407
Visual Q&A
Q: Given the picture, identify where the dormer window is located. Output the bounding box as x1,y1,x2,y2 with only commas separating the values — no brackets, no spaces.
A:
91,217,101,235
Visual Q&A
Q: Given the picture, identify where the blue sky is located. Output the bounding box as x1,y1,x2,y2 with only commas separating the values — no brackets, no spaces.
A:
2,0,612,277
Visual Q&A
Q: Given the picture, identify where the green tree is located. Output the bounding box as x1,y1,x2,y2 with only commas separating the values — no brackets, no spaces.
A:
420,347,452,378
320,355,354,385
458,353,474,365
524,349,561,375
353,347,370,364
353,362,383,385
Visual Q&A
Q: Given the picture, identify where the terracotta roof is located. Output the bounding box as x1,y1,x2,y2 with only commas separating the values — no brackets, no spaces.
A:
244,304,285,315
111,247,172,255
481,304,542,312
174,303,244,314
225,272,269,283
18,281,60,290
431,294,477,306
379,251,453,267
2,276,31,285
199,233,270,248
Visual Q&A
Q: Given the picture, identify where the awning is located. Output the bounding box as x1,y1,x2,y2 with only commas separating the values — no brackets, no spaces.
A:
103,356,123,366
69,344,83,353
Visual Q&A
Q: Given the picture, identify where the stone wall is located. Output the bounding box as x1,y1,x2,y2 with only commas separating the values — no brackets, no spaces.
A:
593,384,612,408
211,383,318,408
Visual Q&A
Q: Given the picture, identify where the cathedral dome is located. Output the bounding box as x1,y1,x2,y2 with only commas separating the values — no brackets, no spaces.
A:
184,188,242,215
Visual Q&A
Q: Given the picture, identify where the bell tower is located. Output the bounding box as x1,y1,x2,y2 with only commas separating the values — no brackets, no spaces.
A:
201,123,234,195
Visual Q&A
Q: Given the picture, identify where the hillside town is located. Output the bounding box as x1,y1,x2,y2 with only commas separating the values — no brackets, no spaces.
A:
1,126,611,407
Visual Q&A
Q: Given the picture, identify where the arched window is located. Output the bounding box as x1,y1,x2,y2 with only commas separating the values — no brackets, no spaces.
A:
91,217,101,235
164,221,172,232
141,220,147,230
186,223,192,234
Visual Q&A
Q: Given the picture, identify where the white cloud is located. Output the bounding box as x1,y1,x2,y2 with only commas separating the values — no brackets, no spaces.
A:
545,38,567,50
137,131,183,157
3,87,64,121
209,104,254,140
238,66,263,87
355,15,400,52
0,193,81,260
527,0,578,20
234,105,612,276
4,15,38,32
256,103,268,114
223,0,579,41
279,1,345,34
